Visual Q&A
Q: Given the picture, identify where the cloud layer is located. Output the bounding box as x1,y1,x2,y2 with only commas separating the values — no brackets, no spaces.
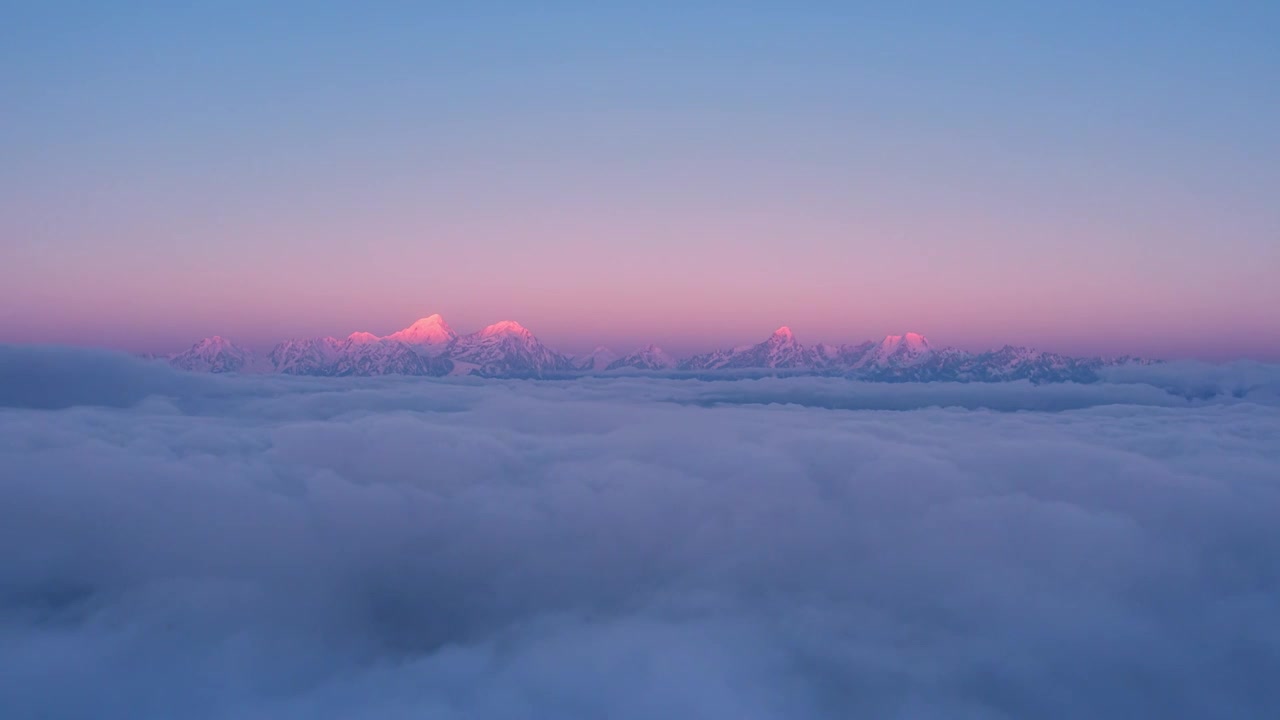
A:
2,346,1279,718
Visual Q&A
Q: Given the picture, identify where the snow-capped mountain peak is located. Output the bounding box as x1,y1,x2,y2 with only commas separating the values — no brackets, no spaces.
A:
479,320,532,337
868,332,933,367
270,337,341,374
162,318,1148,383
681,326,817,370
170,336,254,373
384,314,456,346
882,332,930,351
452,320,571,376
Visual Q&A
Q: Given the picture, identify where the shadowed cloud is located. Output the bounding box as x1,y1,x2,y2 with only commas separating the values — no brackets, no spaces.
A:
1,346,1278,718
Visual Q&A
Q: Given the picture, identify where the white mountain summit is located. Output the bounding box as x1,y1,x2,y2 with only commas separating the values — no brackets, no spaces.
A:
382,314,456,353
446,321,574,376
681,326,823,370
865,332,933,367
169,336,257,373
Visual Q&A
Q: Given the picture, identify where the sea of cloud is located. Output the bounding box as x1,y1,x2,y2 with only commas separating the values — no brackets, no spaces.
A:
1,345,1278,719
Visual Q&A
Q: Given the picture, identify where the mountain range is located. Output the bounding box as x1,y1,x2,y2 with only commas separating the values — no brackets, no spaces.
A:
158,314,1148,383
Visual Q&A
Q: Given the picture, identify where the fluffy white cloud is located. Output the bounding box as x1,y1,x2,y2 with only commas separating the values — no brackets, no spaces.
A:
1,347,1278,718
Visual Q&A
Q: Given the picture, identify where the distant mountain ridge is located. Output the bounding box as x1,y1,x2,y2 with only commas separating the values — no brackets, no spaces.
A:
162,315,1151,382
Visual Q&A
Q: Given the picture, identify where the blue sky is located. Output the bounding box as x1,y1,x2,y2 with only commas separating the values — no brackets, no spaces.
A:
2,1,1278,357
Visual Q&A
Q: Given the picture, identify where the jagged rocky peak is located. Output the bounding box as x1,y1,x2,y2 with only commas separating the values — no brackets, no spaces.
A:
680,325,818,370
159,317,1150,383
450,319,573,376
270,336,342,375
333,336,453,377
607,344,677,371
170,336,254,374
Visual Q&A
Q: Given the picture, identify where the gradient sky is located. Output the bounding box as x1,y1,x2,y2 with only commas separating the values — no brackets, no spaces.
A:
2,1,1278,359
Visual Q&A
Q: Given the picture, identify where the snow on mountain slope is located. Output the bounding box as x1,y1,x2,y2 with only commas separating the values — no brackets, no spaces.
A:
333,337,453,377
383,314,456,353
730,326,824,369
270,334,453,377
681,327,822,370
957,345,1102,383
678,347,734,371
169,336,255,374
863,332,933,367
850,344,1118,383
450,321,574,377
606,344,676,371
160,319,1151,382
173,316,563,378
827,341,876,368
270,337,343,375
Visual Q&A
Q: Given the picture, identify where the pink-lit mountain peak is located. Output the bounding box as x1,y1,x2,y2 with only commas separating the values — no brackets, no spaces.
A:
384,314,456,345
163,321,1142,381
868,332,933,366
881,332,930,351
479,320,533,338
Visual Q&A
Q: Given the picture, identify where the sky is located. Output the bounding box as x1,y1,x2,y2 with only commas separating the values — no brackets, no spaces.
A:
2,344,1279,717
2,1,1278,359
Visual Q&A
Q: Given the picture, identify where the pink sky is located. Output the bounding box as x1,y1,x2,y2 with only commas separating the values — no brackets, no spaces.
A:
3,3,1278,361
